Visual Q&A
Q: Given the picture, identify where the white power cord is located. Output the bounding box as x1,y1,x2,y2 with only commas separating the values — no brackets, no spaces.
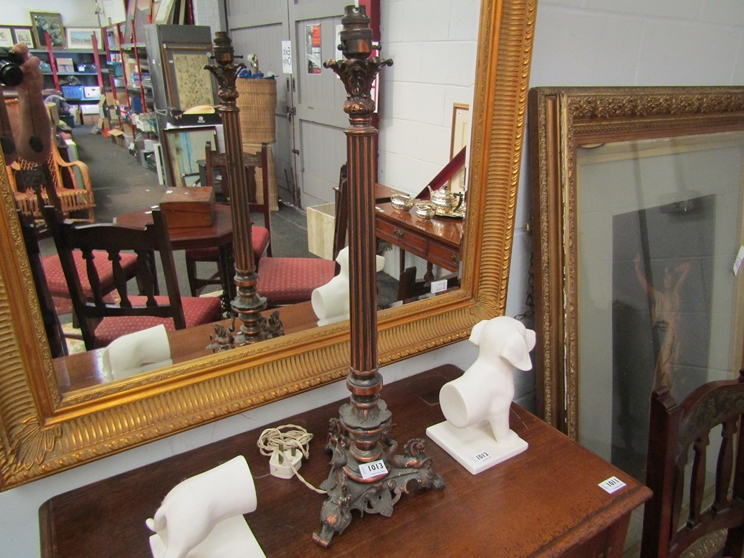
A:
257,424,326,494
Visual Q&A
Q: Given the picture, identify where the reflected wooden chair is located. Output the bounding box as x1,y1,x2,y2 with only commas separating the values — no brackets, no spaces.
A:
640,373,744,558
18,210,67,358
184,142,272,296
255,165,348,308
44,206,222,350
6,133,139,316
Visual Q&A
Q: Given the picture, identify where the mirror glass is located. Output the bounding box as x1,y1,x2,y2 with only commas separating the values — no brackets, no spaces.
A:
44,5,480,398
0,0,536,490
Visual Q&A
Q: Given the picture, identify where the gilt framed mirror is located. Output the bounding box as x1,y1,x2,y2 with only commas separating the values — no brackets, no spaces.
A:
0,0,536,490
530,87,744,464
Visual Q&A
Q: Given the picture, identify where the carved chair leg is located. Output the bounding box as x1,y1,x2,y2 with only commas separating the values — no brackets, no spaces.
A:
186,254,201,297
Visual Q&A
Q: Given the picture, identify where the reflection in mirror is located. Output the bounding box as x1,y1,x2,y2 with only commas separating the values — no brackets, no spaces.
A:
0,0,537,489
40,5,480,397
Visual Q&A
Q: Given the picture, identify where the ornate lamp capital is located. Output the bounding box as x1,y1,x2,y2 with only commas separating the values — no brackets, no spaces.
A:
205,31,246,107
323,5,392,120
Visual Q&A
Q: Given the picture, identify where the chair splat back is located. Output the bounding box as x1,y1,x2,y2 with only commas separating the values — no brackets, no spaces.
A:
44,207,189,349
641,372,744,558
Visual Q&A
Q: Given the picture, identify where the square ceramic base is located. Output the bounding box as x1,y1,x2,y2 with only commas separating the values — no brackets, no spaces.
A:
149,515,265,558
426,421,528,475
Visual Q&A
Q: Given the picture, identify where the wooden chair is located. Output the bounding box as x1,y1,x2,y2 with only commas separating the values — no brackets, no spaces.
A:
18,211,67,358
640,372,744,558
255,165,348,307
44,206,222,350
6,134,138,317
184,142,272,296
7,136,96,225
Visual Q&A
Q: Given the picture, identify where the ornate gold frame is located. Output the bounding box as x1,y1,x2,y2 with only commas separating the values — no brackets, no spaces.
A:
529,86,744,439
0,0,537,490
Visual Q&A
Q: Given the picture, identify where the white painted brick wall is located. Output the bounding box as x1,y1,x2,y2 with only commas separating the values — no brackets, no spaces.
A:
3,4,744,558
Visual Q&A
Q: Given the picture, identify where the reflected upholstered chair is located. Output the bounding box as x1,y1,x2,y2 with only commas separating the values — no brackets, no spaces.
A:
44,206,221,350
255,164,348,307
184,142,271,296
640,372,744,558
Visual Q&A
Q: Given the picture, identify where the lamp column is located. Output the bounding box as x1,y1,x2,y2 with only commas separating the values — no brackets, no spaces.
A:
206,32,282,347
314,5,443,548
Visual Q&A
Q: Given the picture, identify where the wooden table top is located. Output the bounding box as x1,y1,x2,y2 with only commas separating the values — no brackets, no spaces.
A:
114,203,234,250
53,301,318,393
375,201,463,248
40,365,651,557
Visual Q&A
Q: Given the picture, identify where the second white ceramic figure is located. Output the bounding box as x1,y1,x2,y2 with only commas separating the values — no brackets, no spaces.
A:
146,455,265,558
311,247,385,326
427,316,536,474
101,324,172,382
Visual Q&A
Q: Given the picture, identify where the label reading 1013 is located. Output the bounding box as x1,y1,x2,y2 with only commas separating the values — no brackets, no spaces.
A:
470,451,493,464
359,460,388,480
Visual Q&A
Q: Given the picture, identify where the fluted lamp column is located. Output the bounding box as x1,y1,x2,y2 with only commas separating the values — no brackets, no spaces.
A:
313,5,444,548
205,32,283,348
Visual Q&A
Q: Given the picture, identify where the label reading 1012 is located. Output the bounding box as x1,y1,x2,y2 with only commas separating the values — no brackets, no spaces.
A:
470,451,493,464
359,460,388,480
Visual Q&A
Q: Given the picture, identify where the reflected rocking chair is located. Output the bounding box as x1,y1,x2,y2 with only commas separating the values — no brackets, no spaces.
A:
6,135,96,225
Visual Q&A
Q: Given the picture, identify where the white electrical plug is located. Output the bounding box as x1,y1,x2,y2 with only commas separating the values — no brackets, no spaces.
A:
269,448,303,479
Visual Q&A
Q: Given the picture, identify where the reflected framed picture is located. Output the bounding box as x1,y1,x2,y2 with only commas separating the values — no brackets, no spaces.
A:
529,86,744,463
159,45,215,112
12,26,35,49
30,12,65,49
162,126,217,187
449,103,470,194
0,27,13,48
66,27,102,50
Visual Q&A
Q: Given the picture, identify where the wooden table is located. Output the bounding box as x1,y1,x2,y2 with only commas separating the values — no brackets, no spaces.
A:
115,203,236,306
40,365,651,557
375,201,463,282
53,301,318,393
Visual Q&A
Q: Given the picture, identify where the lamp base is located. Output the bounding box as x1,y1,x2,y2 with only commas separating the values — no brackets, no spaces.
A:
426,421,527,475
312,417,444,548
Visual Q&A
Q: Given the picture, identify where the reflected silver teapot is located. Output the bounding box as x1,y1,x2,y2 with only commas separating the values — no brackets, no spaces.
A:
427,184,464,214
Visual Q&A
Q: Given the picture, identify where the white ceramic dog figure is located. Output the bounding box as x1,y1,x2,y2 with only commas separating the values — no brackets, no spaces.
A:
311,247,385,326
146,455,265,558
427,316,536,474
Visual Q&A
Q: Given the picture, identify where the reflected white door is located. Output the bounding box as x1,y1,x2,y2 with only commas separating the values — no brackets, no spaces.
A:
288,0,348,209
227,1,294,204
226,0,352,209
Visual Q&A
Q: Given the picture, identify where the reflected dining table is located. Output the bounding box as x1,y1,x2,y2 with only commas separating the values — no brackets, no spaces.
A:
114,203,236,309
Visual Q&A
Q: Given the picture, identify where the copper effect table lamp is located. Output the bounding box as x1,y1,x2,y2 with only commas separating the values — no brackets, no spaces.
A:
313,5,444,548
205,32,283,347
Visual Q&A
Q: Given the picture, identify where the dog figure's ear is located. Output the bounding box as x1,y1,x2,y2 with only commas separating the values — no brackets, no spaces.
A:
500,330,534,371
469,320,488,347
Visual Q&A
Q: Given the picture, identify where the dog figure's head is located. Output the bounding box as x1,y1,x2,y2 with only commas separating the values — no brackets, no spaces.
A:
469,316,536,372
